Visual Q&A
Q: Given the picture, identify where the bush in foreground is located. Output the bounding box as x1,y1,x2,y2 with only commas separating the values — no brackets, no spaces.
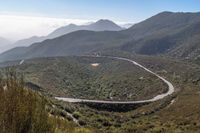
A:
0,69,54,133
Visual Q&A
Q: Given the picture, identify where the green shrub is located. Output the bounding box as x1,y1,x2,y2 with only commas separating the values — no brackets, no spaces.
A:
0,69,54,133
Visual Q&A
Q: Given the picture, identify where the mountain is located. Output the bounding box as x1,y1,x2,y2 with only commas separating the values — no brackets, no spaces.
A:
48,19,123,39
0,31,129,61
12,19,123,48
121,12,200,58
12,36,46,47
0,37,12,53
124,11,200,38
1,11,200,62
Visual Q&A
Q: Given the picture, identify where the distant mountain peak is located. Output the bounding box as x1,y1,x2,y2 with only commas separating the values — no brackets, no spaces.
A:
48,19,122,38
88,19,122,31
94,19,118,25
10,19,123,50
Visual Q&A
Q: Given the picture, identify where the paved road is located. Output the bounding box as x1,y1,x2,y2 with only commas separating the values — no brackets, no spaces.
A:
55,56,175,104
19,60,24,65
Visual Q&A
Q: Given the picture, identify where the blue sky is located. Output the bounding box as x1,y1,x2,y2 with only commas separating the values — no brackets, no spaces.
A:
0,0,200,22
0,0,200,40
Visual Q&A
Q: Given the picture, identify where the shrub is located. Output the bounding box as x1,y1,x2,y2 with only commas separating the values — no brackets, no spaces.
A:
0,68,54,133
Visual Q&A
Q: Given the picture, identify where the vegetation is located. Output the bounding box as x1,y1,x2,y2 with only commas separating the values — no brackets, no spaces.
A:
1,52,200,132
1,10,200,133
0,68,91,133
14,56,167,101
0,68,53,133
43,53,200,133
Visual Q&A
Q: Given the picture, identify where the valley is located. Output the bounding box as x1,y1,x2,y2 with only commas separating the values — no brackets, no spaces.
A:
46,53,200,132
0,4,200,132
55,55,174,104
1,51,200,132
8,55,167,101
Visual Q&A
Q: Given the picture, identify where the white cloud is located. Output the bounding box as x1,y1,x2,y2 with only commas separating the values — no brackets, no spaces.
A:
0,14,94,41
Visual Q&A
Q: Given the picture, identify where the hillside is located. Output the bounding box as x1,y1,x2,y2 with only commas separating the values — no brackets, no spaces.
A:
54,54,200,132
121,12,200,58
0,31,130,61
1,11,200,61
12,19,123,48
2,53,200,132
48,19,123,39
124,12,200,39
6,56,167,101
0,69,92,133
12,36,46,47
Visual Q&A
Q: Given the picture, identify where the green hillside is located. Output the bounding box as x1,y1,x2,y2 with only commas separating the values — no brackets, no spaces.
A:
13,56,167,101
47,54,200,132
1,53,200,132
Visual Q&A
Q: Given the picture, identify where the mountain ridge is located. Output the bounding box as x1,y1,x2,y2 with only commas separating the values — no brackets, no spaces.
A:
12,19,123,48
1,11,200,62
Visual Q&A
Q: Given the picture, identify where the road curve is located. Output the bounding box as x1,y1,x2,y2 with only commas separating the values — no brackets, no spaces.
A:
55,56,175,104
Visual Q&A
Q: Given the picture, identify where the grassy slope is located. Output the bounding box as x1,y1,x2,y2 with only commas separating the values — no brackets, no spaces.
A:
2,53,200,132
15,56,167,101
50,53,200,133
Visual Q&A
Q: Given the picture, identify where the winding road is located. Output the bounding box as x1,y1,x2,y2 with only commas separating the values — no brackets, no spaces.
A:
55,56,175,104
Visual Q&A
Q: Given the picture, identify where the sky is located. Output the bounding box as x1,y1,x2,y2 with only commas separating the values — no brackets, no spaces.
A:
0,0,200,41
